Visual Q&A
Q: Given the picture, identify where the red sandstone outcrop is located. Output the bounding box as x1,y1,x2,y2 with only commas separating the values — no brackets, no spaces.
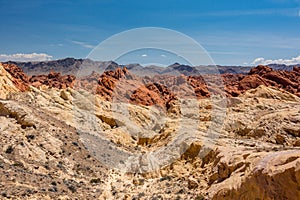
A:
129,83,176,106
87,68,177,107
29,71,75,89
77,65,300,108
249,65,299,94
96,68,130,98
223,65,300,97
2,63,30,92
1,63,76,90
2,63,300,104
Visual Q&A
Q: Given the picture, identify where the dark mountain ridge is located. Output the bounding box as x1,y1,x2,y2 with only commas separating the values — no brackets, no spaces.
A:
3,58,299,77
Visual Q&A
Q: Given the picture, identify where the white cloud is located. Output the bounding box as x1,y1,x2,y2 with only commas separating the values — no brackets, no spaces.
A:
71,40,94,49
141,54,147,57
251,55,300,65
161,54,167,57
0,53,53,62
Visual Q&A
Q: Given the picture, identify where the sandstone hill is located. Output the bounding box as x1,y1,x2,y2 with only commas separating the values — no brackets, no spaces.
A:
0,63,299,199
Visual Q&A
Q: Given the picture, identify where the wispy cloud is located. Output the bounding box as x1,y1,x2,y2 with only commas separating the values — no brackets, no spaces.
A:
252,55,300,65
0,53,53,62
70,40,95,49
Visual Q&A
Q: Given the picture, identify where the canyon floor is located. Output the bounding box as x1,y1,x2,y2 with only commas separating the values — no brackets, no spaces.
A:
0,63,299,200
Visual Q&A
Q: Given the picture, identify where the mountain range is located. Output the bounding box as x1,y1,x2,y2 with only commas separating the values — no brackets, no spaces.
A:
5,57,298,77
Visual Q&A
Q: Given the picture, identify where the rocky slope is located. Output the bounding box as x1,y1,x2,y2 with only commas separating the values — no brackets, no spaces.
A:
0,64,19,99
0,63,299,199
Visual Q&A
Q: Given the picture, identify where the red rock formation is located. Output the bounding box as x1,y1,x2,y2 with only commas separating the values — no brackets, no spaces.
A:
249,65,300,96
3,63,300,105
2,63,76,90
91,65,300,107
130,83,176,107
86,68,177,107
222,65,300,97
293,66,300,74
187,76,209,98
29,71,75,89
248,65,273,76
94,67,130,100
2,63,30,92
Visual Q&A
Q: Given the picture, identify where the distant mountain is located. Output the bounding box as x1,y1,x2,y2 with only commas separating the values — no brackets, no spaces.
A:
4,58,119,76
163,63,199,76
3,58,299,77
5,58,83,75
267,64,296,71
217,65,252,74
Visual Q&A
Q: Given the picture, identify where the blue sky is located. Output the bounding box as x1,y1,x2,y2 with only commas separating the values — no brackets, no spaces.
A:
0,0,300,65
